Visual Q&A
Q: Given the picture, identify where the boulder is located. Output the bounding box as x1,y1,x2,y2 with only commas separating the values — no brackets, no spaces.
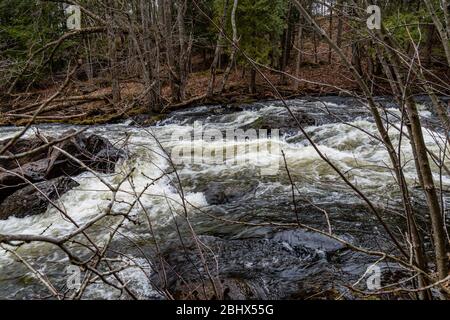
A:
0,176,79,220
0,136,48,170
0,130,124,214
0,159,52,202
44,130,124,177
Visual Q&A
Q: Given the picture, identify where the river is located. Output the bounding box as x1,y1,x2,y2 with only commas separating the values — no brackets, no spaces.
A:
0,97,448,299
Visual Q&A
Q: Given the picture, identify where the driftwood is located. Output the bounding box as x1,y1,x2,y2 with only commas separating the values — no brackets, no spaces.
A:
5,113,88,120
9,94,111,115
164,94,208,111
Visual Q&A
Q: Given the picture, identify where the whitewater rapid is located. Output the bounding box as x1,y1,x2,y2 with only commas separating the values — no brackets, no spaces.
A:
0,98,448,299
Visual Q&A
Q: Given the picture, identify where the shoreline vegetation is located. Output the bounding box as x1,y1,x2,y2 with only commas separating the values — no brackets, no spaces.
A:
1,57,363,126
1,2,449,127
2,62,448,127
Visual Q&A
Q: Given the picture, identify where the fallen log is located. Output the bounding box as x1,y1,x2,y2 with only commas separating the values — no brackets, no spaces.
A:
5,113,88,120
10,94,111,114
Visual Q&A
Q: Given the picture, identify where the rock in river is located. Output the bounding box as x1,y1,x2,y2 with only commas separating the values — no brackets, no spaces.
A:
153,229,355,299
0,130,124,219
0,176,79,220
194,180,259,205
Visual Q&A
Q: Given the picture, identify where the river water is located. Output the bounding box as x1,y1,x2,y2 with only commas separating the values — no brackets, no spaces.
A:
0,97,448,299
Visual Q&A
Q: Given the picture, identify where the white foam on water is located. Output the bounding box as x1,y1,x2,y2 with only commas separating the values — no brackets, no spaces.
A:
0,128,208,268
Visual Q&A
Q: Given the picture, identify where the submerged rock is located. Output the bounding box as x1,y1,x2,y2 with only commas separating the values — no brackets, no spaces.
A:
245,111,316,131
154,227,410,300
194,180,259,205
0,176,79,220
272,229,349,253
240,109,316,137
153,229,355,300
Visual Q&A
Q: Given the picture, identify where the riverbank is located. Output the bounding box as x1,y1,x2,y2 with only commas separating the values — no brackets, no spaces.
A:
0,62,363,127
2,56,449,127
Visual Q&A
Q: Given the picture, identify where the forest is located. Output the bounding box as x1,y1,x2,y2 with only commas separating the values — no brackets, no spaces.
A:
0,0,450,302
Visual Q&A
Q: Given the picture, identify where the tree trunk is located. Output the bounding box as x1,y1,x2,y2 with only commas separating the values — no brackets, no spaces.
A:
336,0,343,48
280,3,293,84
378,51,431,300
295,18,304,89
249,68,256,94
176,0,188,101
83,37,93,82
328,3,333,64
136,0,161,112
424,0,450,68
107,1,121,106
219,0,239,93
378,29,450,281
207,0,229,97
425,24,435,66
313,30,318,64
351,42,362,76
163,0,180,102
